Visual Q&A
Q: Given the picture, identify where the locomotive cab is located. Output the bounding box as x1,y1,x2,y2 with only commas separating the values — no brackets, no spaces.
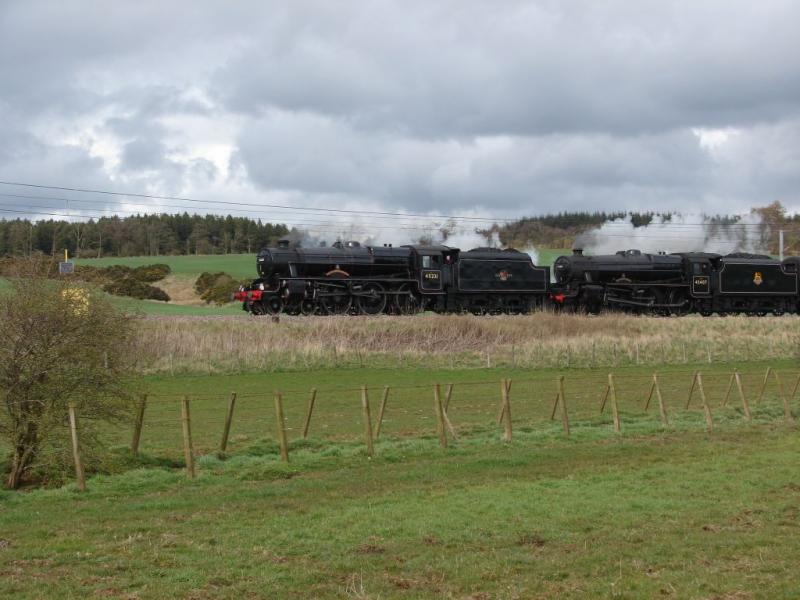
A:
406,245,456,295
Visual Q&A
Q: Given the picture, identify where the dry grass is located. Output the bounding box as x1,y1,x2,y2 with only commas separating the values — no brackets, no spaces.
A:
157,275,206,306
132,313,800,374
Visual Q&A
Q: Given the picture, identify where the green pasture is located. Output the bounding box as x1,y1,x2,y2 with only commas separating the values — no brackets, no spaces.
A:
106,294,244,316
100,359,799,458
3,360,800,597
76,253,258,279
2,411,800,597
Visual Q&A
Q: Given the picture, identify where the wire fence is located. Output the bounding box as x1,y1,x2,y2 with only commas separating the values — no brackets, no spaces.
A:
7,364,800,490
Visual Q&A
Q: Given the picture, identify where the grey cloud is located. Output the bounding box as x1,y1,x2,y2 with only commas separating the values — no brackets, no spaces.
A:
214,1,800,137
0,0,799,221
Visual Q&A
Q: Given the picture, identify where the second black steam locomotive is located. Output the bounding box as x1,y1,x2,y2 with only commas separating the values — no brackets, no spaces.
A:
233,239,800,316
552,248,800,316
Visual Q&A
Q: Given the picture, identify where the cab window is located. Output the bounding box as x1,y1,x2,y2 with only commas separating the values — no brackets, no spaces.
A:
692,262,709,275
422,255,441,269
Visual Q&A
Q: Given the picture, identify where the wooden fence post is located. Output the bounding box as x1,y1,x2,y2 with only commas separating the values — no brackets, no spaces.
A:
643,377,656,412
361,386,375,456
219,392,237,456
274,392,289,463
558,375,570,436
302,388,317,439
550,390,560,421
608,374,621,434
497,379,512,424
444,384,454,413
757,366,773,404
773,371,795,423
68,403,87,492
722,373,735,407
131,394,147,455
696,374,713,432
653,374,669,427
734,371,752,422
599,383,610,414
790,374,800,402
374,386,390,439
685,371,699,409
433,384,448,448
180,395,195,478
500,378,512,442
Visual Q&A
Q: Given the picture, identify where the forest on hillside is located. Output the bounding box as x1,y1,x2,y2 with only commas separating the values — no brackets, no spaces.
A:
0,214,289,257
0,202,796,257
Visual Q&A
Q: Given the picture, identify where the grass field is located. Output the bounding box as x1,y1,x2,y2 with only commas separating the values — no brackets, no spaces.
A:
3,252,800,597
2,357,800,597
109,359,799,457
76,254,259,279
133,312,800,375
2,408,800,597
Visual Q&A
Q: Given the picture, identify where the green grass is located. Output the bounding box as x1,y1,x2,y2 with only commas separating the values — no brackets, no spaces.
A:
97,359,800,458
2,421,800,598
3,360,800,597
76,253,258,279
106,294,244,316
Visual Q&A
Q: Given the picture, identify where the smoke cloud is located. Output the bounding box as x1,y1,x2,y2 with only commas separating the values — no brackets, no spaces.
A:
287,224,541,264
574,214,770,256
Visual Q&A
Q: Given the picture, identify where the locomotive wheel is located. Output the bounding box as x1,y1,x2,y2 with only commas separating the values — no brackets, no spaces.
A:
395,284,421,315
300,299,317,315
321,286,352,315
357,283,386,315
264,295,283,315
284,301,301,316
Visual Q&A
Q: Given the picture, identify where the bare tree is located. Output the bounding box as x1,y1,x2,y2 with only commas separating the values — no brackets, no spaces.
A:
1,261,137,489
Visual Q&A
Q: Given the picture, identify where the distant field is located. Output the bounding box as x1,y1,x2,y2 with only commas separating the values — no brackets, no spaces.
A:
76,253,258,279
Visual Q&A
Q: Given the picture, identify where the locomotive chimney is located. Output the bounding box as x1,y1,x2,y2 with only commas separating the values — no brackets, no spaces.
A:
573,248,583,256
277,239,291,249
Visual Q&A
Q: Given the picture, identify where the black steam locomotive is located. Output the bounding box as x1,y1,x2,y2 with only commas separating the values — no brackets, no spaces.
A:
552,248,800,316
234,239,800,316
233,239,549,315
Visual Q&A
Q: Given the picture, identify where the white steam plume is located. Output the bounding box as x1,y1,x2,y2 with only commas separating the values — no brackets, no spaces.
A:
286,223,541,264
574,214,770,256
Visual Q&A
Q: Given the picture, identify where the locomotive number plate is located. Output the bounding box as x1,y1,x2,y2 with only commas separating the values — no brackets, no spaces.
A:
692,275,710,294
423,271,440,280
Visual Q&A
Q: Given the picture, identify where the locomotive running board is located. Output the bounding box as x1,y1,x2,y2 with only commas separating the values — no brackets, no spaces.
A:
606,296,688,308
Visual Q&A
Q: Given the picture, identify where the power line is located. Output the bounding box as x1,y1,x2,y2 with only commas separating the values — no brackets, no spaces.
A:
0,180,514,223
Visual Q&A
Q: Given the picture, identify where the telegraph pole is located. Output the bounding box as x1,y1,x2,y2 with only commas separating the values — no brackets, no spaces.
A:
779,230,784,261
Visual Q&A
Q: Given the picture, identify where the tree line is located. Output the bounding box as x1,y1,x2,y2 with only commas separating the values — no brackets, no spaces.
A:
0,214,289,258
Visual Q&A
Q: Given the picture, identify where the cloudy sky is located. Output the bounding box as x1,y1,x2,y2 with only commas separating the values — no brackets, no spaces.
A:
1,0,799,236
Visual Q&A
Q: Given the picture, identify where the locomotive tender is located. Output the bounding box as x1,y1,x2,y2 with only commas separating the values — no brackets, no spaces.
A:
233,239,549,315
234,239,800,316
